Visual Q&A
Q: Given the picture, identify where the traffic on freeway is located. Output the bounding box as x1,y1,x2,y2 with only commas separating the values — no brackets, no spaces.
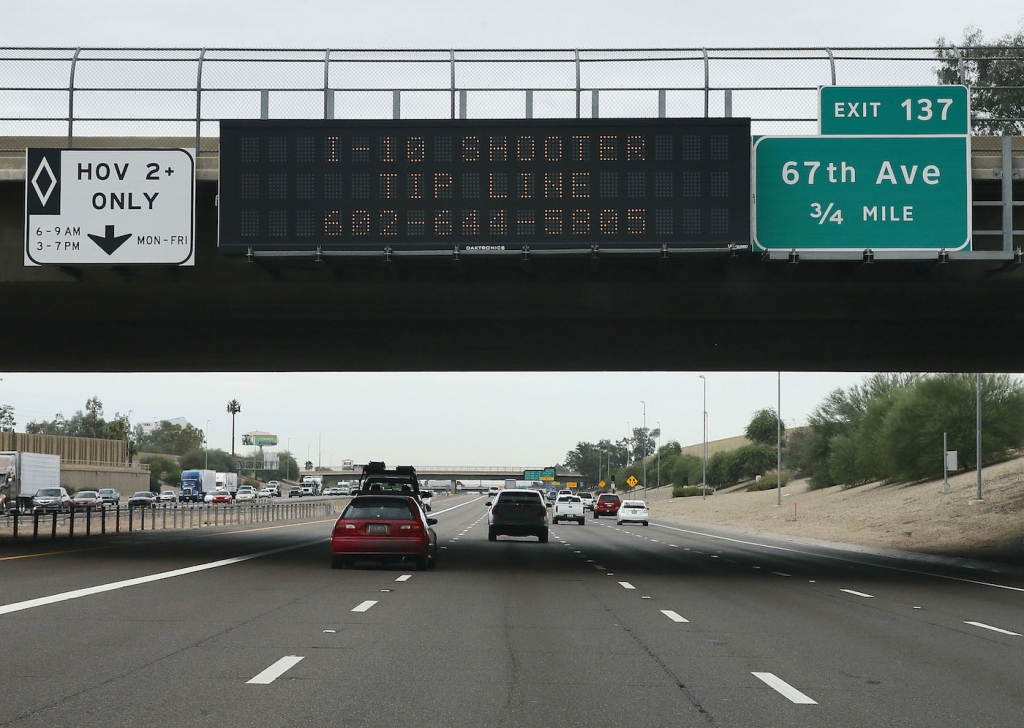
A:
3,489,1024,727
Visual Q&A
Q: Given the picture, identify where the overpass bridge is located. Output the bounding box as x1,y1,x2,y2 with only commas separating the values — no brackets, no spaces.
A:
2,47,1023,374
308,467,585,488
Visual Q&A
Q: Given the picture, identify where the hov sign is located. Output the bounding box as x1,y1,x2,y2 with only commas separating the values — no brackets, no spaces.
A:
25,148,195,266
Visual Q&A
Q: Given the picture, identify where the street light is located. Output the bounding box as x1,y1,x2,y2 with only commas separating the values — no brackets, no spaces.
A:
776,372,782,507
699,375,707,500
656,421,661,496
640,400,646,491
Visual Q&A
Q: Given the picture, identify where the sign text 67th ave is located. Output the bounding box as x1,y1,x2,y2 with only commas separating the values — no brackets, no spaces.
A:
753,135,970,252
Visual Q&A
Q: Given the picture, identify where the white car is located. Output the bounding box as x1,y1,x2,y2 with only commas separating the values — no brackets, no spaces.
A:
158,489,177,503
420,490,433,512
616,499,649,526
236,486,257,502
257,487,274,499
578,492,595,511
337,484,350,496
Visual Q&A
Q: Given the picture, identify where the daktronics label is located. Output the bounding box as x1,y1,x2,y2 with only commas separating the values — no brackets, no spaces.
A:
218,119,750,253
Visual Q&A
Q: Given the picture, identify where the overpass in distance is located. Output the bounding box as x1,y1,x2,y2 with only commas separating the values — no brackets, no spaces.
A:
308,466,585,487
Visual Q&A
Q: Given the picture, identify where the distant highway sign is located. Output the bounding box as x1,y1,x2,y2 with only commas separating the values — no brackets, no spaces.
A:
753,135,970,252
525,467,556,481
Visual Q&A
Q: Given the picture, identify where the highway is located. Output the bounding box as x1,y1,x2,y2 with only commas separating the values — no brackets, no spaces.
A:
2,493,1023,727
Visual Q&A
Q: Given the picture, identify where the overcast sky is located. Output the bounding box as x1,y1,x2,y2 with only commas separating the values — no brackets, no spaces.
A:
3,2,1022,467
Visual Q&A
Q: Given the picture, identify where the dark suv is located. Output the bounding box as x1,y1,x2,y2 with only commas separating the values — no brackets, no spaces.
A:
487,489,549,542
593,493,622,519
360,462,422,499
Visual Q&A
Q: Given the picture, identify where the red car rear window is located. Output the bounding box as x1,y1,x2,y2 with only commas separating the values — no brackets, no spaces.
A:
342,497,416,520
598,495,620,502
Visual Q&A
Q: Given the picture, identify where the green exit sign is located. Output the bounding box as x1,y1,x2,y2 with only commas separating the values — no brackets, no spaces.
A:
524,467,556,480
819,85,969,135
753,135,970,252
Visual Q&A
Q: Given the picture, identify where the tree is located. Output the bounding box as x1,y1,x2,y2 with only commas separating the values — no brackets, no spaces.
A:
83,396,104,439
0,404,15,432
140,455,181,492
936,25,1024,134
24,398,110,439
137,420,204,456
180,447,236,472
745,408,784,446
304,460,314,471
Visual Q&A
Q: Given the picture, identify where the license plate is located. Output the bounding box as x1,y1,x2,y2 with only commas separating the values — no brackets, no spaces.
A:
367,523,389,534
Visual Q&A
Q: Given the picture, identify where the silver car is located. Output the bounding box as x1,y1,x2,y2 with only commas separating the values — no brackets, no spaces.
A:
33,487,71,513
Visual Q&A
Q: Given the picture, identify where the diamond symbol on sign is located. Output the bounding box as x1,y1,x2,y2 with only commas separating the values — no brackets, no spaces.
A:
31,156,57,206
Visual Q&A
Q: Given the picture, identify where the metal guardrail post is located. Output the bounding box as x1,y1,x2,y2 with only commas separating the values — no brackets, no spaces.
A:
128,506,133,532
67,48,81,149
101,507,106,535
195,48,207,156
13,512,19,540
69,508,75,539
86,508,91,537
51,511,58,539
116,504,120,533
162,506,167,530
323,49,333,120
702,48,709,118
33,511,39,541
574,49,581,119
450,50,456,120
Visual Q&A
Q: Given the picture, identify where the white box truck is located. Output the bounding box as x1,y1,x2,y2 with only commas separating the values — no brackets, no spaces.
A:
216,472,239,497
0,451,62,514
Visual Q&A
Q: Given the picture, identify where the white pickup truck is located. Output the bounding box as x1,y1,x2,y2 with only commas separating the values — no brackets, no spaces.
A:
552,494,585,526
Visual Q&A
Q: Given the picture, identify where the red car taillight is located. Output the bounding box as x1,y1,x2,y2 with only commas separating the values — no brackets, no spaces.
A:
333,521,357,535
398,522,423,532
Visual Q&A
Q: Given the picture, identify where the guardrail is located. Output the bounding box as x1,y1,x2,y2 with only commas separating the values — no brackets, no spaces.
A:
0,500,344,543
1,46,1022,154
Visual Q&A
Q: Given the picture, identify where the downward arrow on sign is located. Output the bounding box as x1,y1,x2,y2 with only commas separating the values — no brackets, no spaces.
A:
87,225,132,255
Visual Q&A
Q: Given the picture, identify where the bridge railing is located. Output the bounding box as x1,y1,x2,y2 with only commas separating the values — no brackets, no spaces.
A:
1,46,1021,154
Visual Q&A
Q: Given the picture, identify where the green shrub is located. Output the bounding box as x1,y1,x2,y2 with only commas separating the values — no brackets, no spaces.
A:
672,485,705,498
747,471,791,491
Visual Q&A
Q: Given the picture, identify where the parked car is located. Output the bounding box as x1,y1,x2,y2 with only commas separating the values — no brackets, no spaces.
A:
97,488,121,506
330,494,437,570
593,493,622,519
487,488,548,542
70,490,104,511
236,486,257,502
204,489,232,504
32,487,72,513
616,499,649,526
157,489,177,504
127,491,157,508
578,491,595,511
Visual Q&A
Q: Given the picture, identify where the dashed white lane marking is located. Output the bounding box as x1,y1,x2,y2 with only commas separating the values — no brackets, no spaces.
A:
661,610,689,623
352,600,378,612
431,497,485,515
752,672,817,704
964,621,1021,636
619,581,636,590
247,655,304,684
669,544,678,548
771,572,791,578
395,575,411,582
840,589,874,598
0,539,324,616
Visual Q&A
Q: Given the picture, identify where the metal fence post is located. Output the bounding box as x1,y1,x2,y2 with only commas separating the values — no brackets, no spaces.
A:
33,511,39,541
86,507,91,537
195,48,207,156
702,48,709,118
13,511,19,540
591,89,599,119
128,506,133,532
67,48,81,148
724,89,732,118
116,504,120,533
260,89,270,119
526,89,533,119
323,48,333,119
574,49,581,119
51,511,58,539
449,49,456,120
658,89,666,118
69,508,75,539
393,89,401,120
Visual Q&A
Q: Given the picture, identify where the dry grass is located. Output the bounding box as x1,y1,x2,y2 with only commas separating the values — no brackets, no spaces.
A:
647,456,1024,556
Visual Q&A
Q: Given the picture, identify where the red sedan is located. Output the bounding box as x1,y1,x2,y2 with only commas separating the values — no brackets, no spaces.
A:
204,490,232,504
70,490,105,511
331,495,437,570
593,493,622,519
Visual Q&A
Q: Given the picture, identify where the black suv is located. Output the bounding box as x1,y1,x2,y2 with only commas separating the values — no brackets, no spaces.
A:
359,461,422,499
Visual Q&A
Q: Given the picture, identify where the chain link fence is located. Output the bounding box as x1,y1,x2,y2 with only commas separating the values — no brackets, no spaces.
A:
2,47,1021,155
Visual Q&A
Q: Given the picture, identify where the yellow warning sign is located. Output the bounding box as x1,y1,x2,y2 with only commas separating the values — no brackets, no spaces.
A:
626,475,639,488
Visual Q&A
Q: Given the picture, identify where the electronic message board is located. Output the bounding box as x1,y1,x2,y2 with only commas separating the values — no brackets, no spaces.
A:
218,119,750,254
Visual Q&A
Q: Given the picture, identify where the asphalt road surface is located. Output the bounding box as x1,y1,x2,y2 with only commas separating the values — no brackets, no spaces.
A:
2,493,1023,727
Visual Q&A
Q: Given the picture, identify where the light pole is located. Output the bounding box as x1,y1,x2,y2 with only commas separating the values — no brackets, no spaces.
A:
127,410,133,466
318,433,322,470
226,399,240,459
205,418,210,470
976,372,983,501
699,375,707,500
777,372,782,507
640,400,647,491
656,421,661,496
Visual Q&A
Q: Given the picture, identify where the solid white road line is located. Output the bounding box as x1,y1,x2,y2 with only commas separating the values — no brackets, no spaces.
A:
840,589,874,598
395,575,412,582
752,672,818,704
352,600,378,612
619,581,636,590
964,621,1021,636
247,655,304,684
0,539,325,616
661,610,689,623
